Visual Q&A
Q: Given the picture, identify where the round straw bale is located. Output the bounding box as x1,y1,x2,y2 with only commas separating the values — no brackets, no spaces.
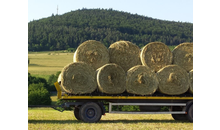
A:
109,40,141,71
140,42,173,72
57,73,66,92
58,73,61,83
73,40,109,70
157,65,190,95
172,42,193,72
97,63,126,94
126,65,159,95
61,62,97,94
189,69,193,94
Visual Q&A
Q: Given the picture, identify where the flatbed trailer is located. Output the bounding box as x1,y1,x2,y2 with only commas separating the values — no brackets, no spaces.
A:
54,82,193,123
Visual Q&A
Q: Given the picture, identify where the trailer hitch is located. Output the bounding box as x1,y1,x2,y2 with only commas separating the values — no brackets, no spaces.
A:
28,104,65,112
51,104,65,112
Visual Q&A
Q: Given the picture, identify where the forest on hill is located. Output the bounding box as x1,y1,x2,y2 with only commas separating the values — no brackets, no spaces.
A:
28,8,193,51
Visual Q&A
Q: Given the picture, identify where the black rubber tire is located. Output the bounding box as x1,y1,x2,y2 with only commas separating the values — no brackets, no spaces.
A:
79,102,102,123
171,106,188,121
172,114,188,120
74,107,81,120
187,104,193,122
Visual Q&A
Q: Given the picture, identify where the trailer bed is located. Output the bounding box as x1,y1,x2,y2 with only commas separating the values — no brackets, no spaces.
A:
54,82,193,100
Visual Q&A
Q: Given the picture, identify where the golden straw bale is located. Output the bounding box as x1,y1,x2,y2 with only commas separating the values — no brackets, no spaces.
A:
109,40,141,71
97,63,126,94
61,62,97,94
172,42,193,72
126,65,159,95
189,69,193,94
157,65,190,95
140,42,173,72
57,73,66,92
73,40,109,70
58,73,61,83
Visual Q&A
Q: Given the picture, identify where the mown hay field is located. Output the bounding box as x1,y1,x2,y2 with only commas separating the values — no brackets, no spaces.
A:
28,51,74,78
28,108,192,130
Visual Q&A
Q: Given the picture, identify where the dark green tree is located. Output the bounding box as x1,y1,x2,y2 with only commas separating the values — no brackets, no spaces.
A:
28,9,193,51
28,83,52,105
47,71,61,91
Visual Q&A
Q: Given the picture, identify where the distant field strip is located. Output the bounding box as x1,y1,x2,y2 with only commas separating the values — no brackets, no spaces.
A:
28,52,74,75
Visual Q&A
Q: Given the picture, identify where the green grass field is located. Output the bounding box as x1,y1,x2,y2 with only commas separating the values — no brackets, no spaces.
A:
28,108,192,130
28,51,74,80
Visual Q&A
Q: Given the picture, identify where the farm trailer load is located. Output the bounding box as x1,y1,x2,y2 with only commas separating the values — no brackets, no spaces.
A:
54,82,193,123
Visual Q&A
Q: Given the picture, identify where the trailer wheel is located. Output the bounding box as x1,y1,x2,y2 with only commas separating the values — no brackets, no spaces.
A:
74,107,81,120
171,106,188,121
187,104,193,122
172,114,188,121
79,102,102,123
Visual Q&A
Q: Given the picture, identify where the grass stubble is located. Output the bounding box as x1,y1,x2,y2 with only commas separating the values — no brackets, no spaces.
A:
28,108,192,130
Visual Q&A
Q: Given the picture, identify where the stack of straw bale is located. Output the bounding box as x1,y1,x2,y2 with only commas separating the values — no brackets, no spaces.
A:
58,39,193,96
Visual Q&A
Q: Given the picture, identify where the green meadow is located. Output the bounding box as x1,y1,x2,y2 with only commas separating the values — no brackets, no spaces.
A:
28,51,74,80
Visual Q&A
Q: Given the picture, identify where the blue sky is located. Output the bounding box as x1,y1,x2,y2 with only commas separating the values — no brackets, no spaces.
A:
28,0,193,23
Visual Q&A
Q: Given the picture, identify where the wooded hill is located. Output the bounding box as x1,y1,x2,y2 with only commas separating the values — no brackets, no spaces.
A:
28,8,193,51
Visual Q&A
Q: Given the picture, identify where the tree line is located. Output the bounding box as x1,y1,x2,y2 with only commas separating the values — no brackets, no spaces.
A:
28,8,193,51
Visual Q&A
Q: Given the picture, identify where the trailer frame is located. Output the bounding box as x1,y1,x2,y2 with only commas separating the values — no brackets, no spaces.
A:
54,82,193,123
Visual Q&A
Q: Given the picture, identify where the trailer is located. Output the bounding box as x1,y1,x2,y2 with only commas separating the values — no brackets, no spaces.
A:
54,82,193,123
